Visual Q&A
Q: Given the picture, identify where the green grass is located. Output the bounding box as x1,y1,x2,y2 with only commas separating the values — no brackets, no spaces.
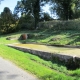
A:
26,53,68,74
0,44,80,80
1,30,80,46
25,30,80,46
0,30,80,80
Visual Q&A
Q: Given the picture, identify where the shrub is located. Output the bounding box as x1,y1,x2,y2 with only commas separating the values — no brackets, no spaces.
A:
38,18,80,30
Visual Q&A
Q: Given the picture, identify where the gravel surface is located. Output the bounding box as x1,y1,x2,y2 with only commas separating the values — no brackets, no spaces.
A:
0,57,39,80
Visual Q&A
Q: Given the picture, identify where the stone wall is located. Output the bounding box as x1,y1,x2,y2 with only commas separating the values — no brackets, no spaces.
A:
7,44,80,69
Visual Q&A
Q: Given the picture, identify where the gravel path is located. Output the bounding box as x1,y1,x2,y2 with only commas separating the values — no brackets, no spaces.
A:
0,57,39,80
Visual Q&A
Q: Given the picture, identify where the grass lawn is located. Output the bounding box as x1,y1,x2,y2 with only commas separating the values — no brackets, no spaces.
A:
19,30,80,46
0,44,80,80
0,30,80,80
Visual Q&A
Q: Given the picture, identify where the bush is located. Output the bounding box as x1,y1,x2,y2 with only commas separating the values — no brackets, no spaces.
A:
38,18,80,30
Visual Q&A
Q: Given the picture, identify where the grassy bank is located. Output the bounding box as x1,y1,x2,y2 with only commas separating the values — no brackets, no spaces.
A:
23,30,80,46
0,44,80,80
0,30,80,80
1,30,80,46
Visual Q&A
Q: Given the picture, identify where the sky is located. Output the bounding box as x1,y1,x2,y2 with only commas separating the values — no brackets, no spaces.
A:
0,0,57,18
0,0,21,13
0,0,51,13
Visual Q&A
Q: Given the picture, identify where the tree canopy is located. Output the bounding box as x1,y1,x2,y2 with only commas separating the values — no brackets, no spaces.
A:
0,0,80,33
51,0,80,20
0,7,16,33
14,0,51,29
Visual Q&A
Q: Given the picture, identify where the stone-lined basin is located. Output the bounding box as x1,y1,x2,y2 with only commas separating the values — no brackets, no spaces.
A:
11,43,80,57
7,43,80,68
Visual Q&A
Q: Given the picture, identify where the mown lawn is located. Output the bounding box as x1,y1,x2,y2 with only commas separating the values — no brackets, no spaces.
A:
0,30,80,80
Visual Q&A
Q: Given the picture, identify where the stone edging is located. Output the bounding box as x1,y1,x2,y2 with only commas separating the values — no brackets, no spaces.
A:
7,44,80,69
48,44,80,48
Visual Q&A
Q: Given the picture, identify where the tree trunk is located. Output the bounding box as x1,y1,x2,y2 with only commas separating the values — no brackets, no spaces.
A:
33,0,40,29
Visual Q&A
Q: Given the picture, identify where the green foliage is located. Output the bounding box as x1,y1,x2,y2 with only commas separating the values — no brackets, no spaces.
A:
14,0,52,29
0,31,80,79
26,53,68,74
40,13,53,21
0,7,16,34
0,44,78,80
15,0,41,28
71,69,80,77
52,0,80,20
18,30,80,46
17,14,35,30
38,18,80,30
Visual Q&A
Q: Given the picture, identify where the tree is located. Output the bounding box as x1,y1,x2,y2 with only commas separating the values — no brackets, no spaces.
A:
14,1,25,15
40,12,53,21
18,13,35,30
14,0,51,29
51,0,80,20
19,0,41,29
1,7,15,33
